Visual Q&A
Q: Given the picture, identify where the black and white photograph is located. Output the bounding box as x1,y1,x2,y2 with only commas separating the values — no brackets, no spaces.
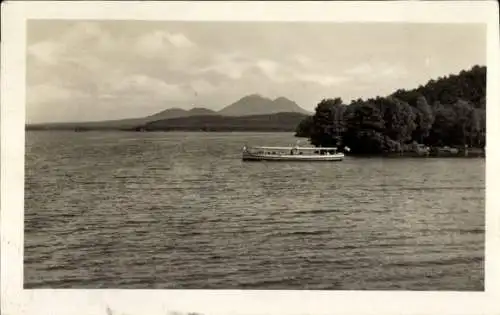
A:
2,1,500,315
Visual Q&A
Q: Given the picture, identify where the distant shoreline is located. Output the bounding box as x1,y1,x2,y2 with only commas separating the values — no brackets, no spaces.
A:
25,112,308,133
25,128,299,132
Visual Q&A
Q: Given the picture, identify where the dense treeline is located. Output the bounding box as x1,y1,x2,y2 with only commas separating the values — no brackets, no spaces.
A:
295,65,486,155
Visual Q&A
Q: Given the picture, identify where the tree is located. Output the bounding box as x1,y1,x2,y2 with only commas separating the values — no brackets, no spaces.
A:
467,108,482,146
394,65,486,109
309,98,346,147
412,95,434,143
479,96,486,110
343,101,386,154
297,65,486,153
295,116,313,138
475,108,486,147
452,99,475,146
378,97,416,144
428,102,457,146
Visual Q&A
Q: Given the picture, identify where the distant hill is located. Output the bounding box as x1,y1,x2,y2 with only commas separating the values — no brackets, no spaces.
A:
147,107,217,120
26,106,219,131
139,112,308,132
218,94,311,116
26,94,309,131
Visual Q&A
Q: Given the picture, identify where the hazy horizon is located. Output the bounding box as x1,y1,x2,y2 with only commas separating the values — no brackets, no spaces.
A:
27,21,486,123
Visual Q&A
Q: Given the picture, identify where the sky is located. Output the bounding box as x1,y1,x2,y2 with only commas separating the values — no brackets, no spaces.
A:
26,20,486,123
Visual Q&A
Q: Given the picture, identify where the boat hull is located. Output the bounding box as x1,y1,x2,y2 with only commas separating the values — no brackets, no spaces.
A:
242,151,344,162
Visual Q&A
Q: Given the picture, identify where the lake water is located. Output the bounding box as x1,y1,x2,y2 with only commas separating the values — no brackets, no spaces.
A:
24,131,485,290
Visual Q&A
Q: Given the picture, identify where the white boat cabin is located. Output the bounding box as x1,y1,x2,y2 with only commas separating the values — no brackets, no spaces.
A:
245,146,340,156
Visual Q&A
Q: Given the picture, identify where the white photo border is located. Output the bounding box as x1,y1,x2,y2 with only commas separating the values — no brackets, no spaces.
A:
1,1,499,315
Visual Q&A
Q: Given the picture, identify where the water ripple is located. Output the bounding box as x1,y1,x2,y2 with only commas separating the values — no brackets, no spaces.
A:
24,131,485,290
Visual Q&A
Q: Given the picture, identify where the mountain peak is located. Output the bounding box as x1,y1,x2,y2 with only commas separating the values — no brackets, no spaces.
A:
273,96,291,102
240,93,267,100
148,107,186,118
218,93,309,116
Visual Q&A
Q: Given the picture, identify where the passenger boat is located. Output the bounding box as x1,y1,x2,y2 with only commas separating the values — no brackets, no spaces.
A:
242,145,344,162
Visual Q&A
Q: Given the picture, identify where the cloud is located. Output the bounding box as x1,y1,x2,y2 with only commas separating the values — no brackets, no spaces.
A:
196,50,351,91
27,41,61,65
256,59,280,79
26,83,94,123
252,57,349,87
27,23,200,112
295,74,349,87
380,66,407,78
198,52,252,80
135,30,196,59
110,74,186,100
290,54,315,68
28,23,198,70
27,22,121,87
189,79,216,94
346,63,373,75
27,22,109,65
27,83,89,105
136,31,172,57
63,22,103,42
28,21,358,120
346,62,408,79
167,33,195,48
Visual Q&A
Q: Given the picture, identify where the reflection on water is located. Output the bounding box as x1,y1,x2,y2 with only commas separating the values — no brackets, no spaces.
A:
24,131,484,290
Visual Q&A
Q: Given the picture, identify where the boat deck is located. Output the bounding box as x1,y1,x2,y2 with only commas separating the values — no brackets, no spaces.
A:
242,145,344,162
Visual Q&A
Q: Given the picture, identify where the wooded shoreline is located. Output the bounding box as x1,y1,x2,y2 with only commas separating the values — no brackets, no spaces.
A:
295,65,486,156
